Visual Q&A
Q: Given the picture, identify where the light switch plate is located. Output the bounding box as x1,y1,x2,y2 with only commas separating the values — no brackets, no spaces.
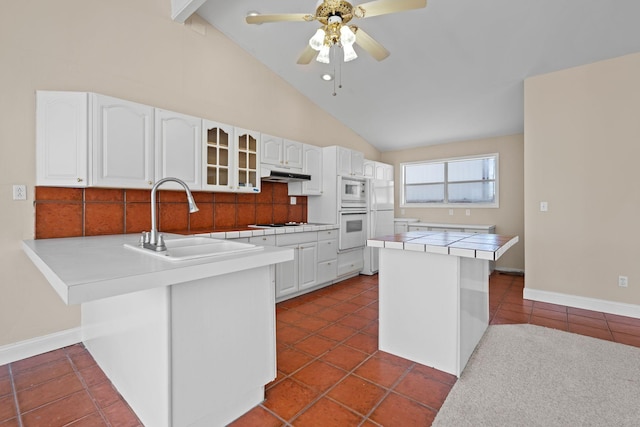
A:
540,201,548,212
290,196,296,205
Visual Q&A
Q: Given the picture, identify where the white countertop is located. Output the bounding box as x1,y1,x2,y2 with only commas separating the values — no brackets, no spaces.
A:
23,234,294,305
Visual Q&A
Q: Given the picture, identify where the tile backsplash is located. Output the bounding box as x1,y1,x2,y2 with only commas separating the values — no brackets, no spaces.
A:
35,182,307,239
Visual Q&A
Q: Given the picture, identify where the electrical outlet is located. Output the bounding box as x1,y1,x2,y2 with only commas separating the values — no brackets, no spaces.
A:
290,196,296,205
619,276,628,288
465,209,471,216
448,209,454,216
13,185,27,200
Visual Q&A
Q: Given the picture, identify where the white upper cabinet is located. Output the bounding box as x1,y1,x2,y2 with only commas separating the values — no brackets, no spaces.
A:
203,123,260,193
364,159,394,181
234,128,261,193
261,135,303,170
91,94,155,189
202,120,234,192
37,91,155,189
363,160,375,179
288,144,323,196
36,91,89,187
337,146,364,177
155,109,202,190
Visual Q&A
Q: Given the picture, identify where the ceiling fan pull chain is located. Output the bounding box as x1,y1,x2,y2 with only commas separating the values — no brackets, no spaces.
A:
332,46,338,96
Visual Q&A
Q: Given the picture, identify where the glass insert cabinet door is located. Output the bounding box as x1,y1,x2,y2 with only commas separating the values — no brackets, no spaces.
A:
235,127,260,193
202,122,260,193
203,120,233,191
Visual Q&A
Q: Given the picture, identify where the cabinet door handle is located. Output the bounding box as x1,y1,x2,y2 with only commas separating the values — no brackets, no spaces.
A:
77,178,83,182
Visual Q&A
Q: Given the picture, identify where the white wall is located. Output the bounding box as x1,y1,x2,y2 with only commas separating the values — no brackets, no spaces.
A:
524,53,640,306
0,0,377,347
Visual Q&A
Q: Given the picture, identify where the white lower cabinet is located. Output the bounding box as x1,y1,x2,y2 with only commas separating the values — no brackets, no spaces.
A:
275,233,318,299
317,230,338,284
262,228,340,301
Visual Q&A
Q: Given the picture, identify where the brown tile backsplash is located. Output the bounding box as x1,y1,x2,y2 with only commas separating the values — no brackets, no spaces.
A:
34,184,307,239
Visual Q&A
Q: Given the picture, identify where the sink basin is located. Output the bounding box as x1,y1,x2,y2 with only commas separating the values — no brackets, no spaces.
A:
124,237,263,261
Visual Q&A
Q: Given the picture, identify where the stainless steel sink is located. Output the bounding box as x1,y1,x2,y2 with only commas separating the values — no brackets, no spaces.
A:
124,237,263,261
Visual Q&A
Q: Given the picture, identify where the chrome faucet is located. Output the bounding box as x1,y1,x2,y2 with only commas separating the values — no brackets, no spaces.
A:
142,177,199,252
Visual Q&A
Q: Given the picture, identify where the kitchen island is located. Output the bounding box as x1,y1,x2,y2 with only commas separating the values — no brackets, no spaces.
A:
367,231,518,377
23,234,293,427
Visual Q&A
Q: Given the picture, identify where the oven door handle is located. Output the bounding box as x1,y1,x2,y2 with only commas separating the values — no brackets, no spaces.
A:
340,211,367,215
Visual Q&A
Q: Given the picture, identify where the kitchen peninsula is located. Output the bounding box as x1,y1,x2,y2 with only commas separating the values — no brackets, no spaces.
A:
367,231,518,376
22,233,293,427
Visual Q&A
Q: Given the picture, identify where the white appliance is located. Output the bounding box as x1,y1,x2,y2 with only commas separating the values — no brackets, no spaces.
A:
338,211,367,251
362,178,395,275
339,176,367,209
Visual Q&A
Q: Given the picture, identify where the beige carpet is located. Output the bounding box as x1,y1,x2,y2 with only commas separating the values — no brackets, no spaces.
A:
433,324,640,426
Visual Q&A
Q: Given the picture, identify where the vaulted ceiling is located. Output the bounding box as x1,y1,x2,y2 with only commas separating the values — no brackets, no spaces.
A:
173,0,640,152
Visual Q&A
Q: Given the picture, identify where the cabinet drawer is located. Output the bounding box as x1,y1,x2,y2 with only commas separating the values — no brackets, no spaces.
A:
318,229,338,241
337,249,364,277
249,235,276,246
276,231,317,246
317,239,337,262
317,260,337,284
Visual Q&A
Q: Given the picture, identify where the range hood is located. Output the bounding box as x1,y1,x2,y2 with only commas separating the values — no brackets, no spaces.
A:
261,167,311,183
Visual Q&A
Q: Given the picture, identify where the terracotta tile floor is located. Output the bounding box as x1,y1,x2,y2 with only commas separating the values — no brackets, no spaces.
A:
3,272,640,426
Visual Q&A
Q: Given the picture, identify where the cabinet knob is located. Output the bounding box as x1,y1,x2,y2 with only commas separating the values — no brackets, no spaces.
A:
285,161,289,164
148,181,153,185
77,178,83,182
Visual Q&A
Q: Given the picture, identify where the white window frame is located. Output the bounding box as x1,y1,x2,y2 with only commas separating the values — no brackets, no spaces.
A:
400,153,499,208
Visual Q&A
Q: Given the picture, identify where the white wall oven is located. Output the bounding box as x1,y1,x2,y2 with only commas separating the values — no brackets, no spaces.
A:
339,176,367,209
339,211,367,251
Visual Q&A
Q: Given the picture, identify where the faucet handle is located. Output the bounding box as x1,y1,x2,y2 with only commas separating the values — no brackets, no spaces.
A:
156,234,167,252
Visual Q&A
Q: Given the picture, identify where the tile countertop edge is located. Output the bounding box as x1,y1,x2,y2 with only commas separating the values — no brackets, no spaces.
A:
203,224,339,239
22,236,294,305
367,233,519,261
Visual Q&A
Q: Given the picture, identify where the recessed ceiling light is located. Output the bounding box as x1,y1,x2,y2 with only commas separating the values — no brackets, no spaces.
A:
321,73,334,81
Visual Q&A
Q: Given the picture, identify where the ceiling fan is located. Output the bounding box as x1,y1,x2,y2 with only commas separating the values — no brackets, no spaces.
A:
246,0,427,65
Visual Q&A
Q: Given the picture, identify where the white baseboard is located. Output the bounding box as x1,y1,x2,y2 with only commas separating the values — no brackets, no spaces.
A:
523,288,640,319
0,327,82,366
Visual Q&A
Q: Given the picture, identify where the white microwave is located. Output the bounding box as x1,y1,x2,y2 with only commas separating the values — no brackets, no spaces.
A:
339,176,367,208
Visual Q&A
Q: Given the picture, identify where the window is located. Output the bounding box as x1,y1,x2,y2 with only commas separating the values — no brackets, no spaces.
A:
401,154,498,207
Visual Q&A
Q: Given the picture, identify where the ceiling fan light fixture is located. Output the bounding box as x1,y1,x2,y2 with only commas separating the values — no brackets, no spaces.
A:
343,43,358,62
321,73,333,81
340,25,356,46
309,28,326,51
316,45,331,63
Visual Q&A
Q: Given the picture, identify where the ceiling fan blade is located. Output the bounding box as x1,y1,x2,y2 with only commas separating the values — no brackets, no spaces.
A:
297,45,317,65
356,0,427,18
353,27,390,61
246,13,312,24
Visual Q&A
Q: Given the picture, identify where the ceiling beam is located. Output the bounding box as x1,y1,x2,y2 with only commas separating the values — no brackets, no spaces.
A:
171,0,207,23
